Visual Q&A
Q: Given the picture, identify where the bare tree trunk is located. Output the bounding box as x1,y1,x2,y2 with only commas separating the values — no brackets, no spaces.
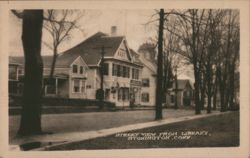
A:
205,60,212,113
174,67,178,109
228,63,235,109
155,9,164,120
191,10,201,115
212,70,218,110
218,66,227,112
49,46,58,80
18,10,44,136
213,91,217,110
194,66,201,114
199,70,206,110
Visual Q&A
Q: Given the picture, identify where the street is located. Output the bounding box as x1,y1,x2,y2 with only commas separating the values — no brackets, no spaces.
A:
9,109,197,144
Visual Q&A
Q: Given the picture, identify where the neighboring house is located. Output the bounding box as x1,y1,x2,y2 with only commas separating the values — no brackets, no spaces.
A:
9,54,88,99
166,79,194,107
139,52,157,106
9,57,23,95
59,29,143,107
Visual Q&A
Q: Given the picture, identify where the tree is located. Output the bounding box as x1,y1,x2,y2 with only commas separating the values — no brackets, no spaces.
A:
17,10,44,136
11,9,85,136
164,9,209,114
163,18,187,109
216,10,239,111
203,10,225,113
43,10,84,81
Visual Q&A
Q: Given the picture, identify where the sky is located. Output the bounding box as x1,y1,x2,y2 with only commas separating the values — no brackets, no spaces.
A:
9,9,157,56
9,9,194,81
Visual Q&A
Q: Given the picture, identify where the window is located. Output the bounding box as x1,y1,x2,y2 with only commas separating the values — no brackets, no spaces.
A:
73,65,78,73
119,65,123,77
122,66,126,77
112,64,117,76
127,67,130,78
112,64,130,78
118,88,122,100
123,88,129,101
122,66,130,78
18,69,22,75
17,83,23,94
46,84,56,94
9,66,17,80
81,80,85,93
142,78,150,87
132,68,134,79
171,95,175,103
118,88,129,101
73,79,80,93
86,85,92,89
103,63,109,75
132,68,139,80
141,93,149,102
80,66,84,74
184,91,190,97
136,69,139,79
117,65,121,77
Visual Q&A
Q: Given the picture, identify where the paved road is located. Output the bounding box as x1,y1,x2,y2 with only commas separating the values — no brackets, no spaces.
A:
9,109,198,143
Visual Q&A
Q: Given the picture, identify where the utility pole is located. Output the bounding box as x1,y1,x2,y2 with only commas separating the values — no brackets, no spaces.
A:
155,9,164,120
96,45,111,109
100,46,105,92
98,46,105,109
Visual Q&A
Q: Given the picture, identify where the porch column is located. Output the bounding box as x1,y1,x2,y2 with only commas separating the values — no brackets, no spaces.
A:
55,77,58,95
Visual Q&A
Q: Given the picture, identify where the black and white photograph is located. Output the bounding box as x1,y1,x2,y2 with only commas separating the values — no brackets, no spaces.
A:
0,1,249,158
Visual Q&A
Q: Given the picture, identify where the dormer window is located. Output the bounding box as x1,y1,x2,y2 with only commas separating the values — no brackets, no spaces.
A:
80,66,84,74
73,65,78,73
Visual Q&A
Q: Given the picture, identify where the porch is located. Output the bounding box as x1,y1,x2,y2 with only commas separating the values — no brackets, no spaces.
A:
44,74,69,98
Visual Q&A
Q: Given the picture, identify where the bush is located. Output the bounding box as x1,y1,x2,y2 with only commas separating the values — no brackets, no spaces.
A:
9,95,116,108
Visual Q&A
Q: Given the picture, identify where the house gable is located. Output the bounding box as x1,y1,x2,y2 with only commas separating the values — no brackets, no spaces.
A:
184,80,193,91
70,56,88,76
70,56,88,69
114,39,132,61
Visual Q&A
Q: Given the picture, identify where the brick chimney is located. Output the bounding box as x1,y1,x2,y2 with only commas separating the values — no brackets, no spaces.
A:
111,26,117,36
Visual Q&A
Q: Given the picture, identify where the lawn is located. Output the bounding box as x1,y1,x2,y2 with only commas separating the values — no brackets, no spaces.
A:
47,111,239,150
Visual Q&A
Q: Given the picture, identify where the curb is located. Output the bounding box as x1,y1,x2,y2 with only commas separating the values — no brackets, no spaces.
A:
32,111,232,151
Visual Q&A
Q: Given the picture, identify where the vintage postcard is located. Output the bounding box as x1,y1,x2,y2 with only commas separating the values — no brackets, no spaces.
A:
0,0,249,158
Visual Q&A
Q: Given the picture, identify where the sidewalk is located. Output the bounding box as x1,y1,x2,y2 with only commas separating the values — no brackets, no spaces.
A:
9,110,225,151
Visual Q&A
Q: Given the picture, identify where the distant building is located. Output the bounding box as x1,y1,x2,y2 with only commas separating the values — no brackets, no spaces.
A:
166,79,194,107
9,57,23,95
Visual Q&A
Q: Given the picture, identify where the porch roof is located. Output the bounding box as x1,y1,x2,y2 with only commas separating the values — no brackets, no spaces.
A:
43,73,69,79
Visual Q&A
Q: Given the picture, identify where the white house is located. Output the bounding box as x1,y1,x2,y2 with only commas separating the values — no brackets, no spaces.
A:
9,54,89,99
138,51,157,106
60,30,143,107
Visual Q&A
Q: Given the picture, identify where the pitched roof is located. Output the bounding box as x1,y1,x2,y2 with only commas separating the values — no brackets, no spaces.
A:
9,32,136,67
129,48,143,65
172,79,193,90
61,32,124,66
9,54,81,68
139,53,157,74
9,56,22,65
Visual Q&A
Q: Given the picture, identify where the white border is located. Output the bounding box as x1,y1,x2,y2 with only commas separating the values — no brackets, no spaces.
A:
0,1,249,158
